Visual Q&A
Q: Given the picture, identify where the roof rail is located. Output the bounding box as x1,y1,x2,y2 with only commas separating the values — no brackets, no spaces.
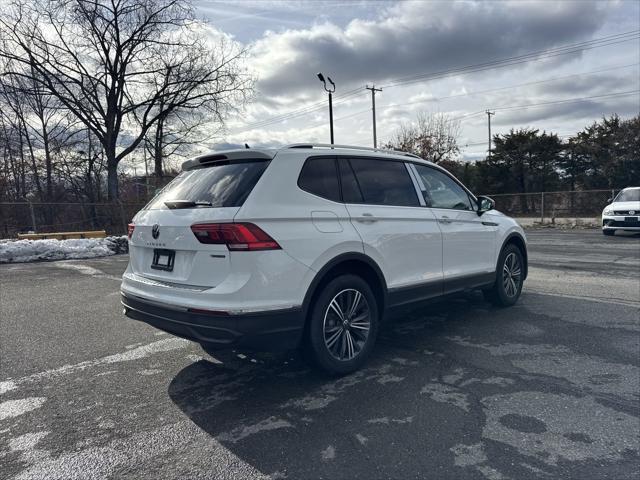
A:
283,143,422,160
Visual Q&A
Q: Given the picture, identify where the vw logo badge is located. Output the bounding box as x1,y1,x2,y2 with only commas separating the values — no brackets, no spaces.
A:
151,224,160,239
630,211,636,215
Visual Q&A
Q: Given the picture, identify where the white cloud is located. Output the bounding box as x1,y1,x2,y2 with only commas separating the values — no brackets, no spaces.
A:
197,0,639,156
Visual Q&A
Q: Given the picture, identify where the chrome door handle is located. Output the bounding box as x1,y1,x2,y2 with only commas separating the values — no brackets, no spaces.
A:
439,216,452,224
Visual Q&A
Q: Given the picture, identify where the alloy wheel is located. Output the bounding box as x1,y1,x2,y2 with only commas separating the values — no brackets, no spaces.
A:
502,252,522,298
323,288,371,361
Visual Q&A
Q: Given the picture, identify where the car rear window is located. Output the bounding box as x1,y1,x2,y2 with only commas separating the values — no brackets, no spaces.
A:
145,160,269,210
297,157,341,202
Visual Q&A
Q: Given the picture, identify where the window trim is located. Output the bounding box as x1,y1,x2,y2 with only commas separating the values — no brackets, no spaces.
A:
404,163,427,207
339,156,422,208
408,162,478,212
296,155,343,204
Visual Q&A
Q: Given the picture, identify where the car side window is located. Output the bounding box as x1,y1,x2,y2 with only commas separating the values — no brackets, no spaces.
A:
344,157,420,207
413,164,474,211
298,157,341,202
338,158,364,203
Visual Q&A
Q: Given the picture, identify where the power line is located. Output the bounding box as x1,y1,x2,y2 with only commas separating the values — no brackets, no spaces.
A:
258,63,639,135
230,31,639,134
376,63,639,111
490,89,639,112
231,88,365,131
381,30,639,89
321,91,638,145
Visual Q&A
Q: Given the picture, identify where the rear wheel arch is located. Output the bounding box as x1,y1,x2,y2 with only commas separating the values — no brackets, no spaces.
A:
302,253,387,320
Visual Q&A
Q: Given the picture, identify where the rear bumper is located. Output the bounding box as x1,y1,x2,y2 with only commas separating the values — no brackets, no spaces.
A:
122,293,304,351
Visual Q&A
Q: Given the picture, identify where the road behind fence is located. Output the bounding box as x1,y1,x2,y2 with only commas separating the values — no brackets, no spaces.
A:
0,189,620,239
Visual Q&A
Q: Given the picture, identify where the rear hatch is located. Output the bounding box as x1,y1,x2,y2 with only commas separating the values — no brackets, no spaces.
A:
128,158,270,288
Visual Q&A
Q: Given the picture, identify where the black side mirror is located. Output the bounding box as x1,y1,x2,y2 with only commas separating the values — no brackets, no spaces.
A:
606,197,613,203
476,195,495,216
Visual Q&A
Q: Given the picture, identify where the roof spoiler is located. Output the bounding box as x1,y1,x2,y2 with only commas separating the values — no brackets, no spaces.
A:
181,150,275,171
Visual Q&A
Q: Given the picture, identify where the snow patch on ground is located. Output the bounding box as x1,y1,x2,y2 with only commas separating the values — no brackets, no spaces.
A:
0,379,17,395
0,397,46,421
9,431,50,451
0,236,127,263
217,417,293,443
5,339,188,391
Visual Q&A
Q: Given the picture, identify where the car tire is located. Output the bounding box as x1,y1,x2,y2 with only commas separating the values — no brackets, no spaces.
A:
483,243,524,307
305,274,379,375
603,229,615,236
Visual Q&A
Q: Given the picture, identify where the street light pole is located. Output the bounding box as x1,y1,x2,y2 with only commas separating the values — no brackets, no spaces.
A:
317,73,336,144
328,90,334,144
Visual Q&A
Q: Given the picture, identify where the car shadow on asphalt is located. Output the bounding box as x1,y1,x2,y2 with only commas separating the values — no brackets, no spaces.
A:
165,293,582,479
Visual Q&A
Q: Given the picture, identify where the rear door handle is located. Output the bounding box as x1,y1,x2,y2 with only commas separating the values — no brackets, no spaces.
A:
439,215,452,224
355,213,377,223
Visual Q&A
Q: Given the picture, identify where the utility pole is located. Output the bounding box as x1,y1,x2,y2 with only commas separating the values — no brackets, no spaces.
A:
486,110,495,158
366,85,382,148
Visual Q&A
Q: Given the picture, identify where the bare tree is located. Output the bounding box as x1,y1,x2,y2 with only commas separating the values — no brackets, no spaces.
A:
0,0,252,200
0,69,45,201
384,112,461,164
143,109,218,183
139,34,244,180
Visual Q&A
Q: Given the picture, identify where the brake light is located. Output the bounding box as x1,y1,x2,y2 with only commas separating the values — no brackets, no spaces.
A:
127,223,135,239
190,223,281,251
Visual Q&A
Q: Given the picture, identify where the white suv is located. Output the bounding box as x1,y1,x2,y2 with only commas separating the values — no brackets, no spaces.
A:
122,144,527,374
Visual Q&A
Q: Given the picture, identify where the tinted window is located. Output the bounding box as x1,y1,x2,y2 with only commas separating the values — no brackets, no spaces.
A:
298,157,341,202
413,164,473,210
145,160,268,210
338,158,364,203
346,158,419,207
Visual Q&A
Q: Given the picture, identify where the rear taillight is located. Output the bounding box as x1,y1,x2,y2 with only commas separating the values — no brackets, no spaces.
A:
127,223,135,239
190,223,281,251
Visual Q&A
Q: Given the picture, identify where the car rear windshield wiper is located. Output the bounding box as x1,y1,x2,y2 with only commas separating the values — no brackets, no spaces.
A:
164,200,213,209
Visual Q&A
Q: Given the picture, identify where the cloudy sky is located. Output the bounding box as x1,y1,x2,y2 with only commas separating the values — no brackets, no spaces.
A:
195,0,639,160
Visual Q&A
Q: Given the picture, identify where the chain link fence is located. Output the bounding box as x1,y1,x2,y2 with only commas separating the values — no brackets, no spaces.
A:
0,201,146,239
487,189,618,222
0,189,621,239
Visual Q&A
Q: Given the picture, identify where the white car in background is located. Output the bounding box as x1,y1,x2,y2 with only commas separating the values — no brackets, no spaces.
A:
602,187,640,236
121,144,527,374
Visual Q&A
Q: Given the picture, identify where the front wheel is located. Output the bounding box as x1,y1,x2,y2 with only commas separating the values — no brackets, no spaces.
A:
483,244,524,307
306,274,379,375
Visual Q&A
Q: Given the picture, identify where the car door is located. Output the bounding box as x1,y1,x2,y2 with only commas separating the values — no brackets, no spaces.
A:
338,156,443,303
410,163,497,293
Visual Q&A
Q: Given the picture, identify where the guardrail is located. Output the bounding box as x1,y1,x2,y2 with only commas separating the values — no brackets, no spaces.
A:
17,230,107,240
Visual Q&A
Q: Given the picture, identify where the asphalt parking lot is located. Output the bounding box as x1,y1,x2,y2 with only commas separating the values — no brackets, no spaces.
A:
1,229,639,479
